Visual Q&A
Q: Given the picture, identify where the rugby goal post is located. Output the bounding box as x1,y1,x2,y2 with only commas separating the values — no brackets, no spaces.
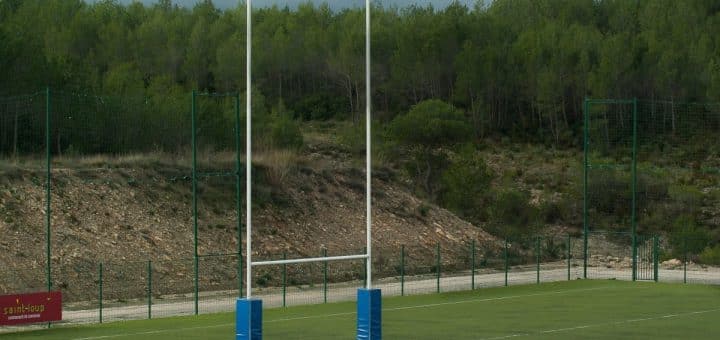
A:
236,1,379,339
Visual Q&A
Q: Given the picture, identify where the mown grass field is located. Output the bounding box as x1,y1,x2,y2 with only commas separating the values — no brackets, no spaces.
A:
3,280,719,339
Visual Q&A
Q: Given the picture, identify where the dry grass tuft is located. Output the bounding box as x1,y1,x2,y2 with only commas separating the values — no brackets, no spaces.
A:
253,149,299,186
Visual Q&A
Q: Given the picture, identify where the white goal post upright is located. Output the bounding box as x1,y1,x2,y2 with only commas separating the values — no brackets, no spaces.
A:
245,0,253,301
237,1,379,339
364,0,372,290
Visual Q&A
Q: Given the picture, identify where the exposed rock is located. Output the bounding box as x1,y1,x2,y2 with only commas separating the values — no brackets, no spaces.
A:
0,150,498,301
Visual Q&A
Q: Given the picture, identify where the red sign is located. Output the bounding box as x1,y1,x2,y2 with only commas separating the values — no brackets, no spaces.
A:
0,291,62,326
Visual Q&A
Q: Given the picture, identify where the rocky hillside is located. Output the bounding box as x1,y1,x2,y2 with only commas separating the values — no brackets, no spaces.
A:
0,138,499,298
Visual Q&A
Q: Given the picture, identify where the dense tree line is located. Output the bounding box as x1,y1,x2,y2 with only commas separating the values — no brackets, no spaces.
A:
1,0,719,146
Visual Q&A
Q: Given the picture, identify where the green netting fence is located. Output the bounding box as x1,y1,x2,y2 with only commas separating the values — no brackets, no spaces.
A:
1,91,720,329
584,98,720,281
4,233,718,327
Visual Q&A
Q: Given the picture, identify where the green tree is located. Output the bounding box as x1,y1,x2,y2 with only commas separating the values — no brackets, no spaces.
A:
390,99,472,197
439,144,493,221
103,62,145,96
269,100,303,150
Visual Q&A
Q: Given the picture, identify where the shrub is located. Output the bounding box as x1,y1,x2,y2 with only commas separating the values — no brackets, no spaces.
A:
337,123,365,155
439,144,493,221
587,171,631,217
390,100,472,148
390,99,472,198
487,189,538,239
265,100,303,150
585,170,670,229
699,245,720,265
668,185,704,218
255,272,273,287
416,204,430,217
270,114,303,150
337,121,392,161
539,200,563,224
668,216,712,259
293,92,349,120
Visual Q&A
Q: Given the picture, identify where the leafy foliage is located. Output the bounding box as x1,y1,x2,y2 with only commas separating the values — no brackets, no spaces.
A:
487,189,539,240
390,100,472,149
390,99,471,198
439,144,493,221
667,217,711,260
2,1,719,145
700,245,720,265
269,101,303,150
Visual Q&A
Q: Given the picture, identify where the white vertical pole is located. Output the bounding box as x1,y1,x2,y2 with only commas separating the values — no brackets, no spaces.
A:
365,0,372,289
246,0,253,299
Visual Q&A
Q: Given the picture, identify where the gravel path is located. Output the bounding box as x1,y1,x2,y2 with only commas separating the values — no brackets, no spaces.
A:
54,265,720,323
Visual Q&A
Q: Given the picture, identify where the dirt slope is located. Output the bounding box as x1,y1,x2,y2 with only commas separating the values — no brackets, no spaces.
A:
0,145,497,297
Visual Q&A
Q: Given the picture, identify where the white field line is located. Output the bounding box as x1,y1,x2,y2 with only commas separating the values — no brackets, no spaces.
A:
479,308,720,340
69,285,617,340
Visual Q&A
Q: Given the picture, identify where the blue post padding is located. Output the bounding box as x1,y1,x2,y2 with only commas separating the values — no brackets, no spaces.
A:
236,298,262,340
357,288,382,340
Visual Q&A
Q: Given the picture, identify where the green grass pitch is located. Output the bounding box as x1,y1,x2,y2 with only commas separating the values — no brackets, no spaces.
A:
3,280,719,339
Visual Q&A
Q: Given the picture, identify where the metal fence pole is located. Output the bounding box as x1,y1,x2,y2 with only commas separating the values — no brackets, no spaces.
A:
536,236,540,284
282,252,287,307
436,242,440,294
471,240,476,290
99,262,103,324
234,93,243,298
323,248,328,304
194,258,199,315
653,235,659,282
583,98,589,279
567,234,571,281
191,90,199,315
683,238,687,284
400,245,405,296
238,253,243,298
45,86,52,293
631,98,638,282
504,239,509,287
363,246,368,288
147,260,152,319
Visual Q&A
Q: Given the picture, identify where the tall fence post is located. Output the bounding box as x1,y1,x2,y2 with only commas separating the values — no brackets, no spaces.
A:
683,238,687,284
147,260,152,319
653,235,659,282
45,86,52,293
567,234,571,281
504,239,509,287
471,240,476,290
536,236,540,285
194,257,199,315
238,253,243,298
282,252,287,307
436,242,440,294
363,246,367,288
98,262,103,324
191,90,199,315
234,92,243,298
323,248,328,304
400,245,405,297
631,97,638,282
582,97,589,279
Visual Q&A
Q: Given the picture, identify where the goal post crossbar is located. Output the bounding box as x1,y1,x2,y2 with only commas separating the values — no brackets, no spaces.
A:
251,254,369,267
